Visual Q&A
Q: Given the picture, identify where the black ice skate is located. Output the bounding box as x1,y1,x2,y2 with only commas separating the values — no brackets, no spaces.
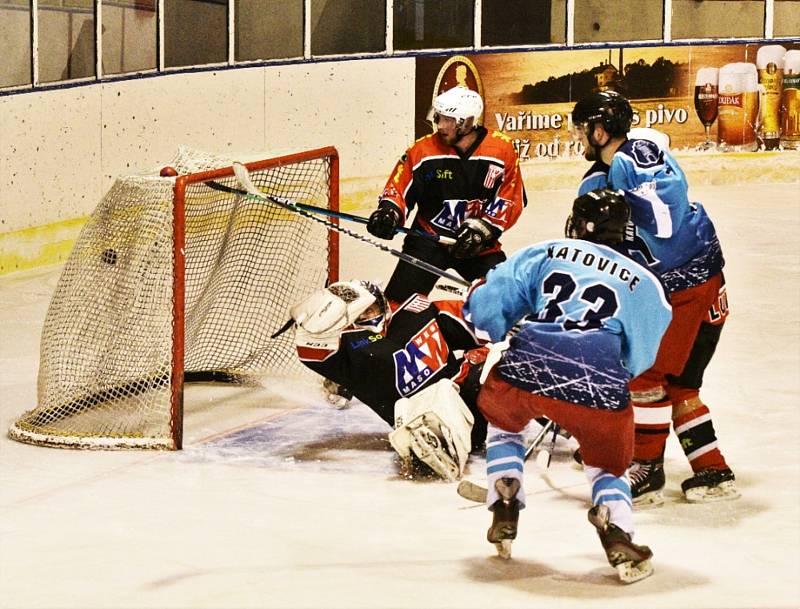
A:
486,477,521,560
588,505,654,584
629,457,665,508
681,467,740,503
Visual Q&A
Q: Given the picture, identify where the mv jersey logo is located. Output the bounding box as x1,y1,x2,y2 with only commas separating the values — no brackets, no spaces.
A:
393,319,449,396
483,197,510,225
430,198,484,232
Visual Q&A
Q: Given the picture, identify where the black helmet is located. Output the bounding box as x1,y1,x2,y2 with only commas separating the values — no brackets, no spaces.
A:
571,91,633,137
566,189,630,244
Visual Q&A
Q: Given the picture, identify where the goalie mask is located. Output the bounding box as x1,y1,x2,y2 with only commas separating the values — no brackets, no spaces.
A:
565,189,630,244
328,280,390,332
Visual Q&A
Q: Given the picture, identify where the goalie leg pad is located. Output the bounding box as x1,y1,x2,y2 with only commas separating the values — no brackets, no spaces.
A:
388,379,474,481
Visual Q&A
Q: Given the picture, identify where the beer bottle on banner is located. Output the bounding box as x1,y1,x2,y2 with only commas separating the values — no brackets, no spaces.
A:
781,50,800,150
756,45,786,150
718,63,760,151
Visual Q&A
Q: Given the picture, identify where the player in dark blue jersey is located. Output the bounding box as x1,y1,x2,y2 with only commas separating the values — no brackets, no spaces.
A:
464,189,670,583
571,91,738,506
289,279,488,481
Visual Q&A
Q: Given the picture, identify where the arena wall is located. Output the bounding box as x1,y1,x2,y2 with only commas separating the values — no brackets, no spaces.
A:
0,52,798,275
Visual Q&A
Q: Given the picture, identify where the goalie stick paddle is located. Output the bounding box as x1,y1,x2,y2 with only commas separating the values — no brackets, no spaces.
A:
456,419,557,504
205,177,455,245
231,162,470,289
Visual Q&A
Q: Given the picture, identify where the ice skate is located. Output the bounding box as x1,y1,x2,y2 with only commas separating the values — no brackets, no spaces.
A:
487,477,521,560
630,458,665,508
588,505,654,584
681,467,740,503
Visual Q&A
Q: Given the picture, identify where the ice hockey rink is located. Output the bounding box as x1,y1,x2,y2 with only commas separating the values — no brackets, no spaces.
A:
1,177,798,609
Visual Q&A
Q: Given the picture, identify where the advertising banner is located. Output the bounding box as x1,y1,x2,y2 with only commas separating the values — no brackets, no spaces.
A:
415,42,800,161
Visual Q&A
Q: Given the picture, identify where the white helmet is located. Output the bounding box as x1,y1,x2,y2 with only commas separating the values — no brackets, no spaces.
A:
431,86,483,128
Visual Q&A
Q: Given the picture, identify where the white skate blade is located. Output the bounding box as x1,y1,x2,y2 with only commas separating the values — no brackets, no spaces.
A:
632,489,664,509
495,540,513,560
616,558,653,584
684,480,741,503
535,448,552,470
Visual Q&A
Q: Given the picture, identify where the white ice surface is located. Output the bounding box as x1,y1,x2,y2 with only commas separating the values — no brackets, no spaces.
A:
1,184,799,609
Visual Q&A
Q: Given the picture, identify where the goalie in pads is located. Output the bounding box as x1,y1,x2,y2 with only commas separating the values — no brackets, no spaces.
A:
290,280,486,481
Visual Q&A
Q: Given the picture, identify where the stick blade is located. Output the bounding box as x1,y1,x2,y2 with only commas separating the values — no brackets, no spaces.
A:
232,161,261,196
457,479,488,503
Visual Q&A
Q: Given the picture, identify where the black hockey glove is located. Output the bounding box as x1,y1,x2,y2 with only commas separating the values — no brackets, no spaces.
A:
367,201,401,240
451,218,497,259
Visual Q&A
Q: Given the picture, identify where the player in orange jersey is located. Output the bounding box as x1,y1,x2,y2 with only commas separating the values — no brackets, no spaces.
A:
367,86,527,302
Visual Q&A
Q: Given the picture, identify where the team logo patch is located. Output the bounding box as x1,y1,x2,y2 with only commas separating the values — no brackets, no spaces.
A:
483,197,509,224
430,198,484,232
393,319,449,396
404,295,430,313
630,139,662,168
708,284,729,324
381,182,401,200
483,164,503,189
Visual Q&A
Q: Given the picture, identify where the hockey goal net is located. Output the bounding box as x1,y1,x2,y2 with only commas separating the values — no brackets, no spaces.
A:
9,146,339,450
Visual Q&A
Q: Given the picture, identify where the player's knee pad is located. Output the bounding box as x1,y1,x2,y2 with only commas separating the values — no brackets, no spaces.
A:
388,379,474,481
665,384,708,418
631,385,671,425
630,385,671,460
630,385,667,404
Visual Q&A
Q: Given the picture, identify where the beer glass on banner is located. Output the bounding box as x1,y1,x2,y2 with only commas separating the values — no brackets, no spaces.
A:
757,45,787,150
781,50,800,150
718,63,760,151
694,67,719,149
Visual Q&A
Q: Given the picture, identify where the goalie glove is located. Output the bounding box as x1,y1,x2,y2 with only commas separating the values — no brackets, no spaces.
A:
291,282,376,350
451,217,497,259
322,378,353,410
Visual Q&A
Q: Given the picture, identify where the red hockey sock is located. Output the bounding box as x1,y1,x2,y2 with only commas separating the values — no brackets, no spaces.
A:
671,396,729,472
633,396,672,461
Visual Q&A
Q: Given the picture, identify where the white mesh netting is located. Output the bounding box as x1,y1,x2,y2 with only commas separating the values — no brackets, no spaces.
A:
9,147,336,449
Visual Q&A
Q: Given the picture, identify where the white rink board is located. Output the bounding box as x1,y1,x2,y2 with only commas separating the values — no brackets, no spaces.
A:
0,58,415,234
0,183,798,609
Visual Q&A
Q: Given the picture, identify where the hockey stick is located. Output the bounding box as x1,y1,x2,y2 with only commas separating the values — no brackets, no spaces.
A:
231,163,470,289
205,178,455,245
456,419,557,503
432,283,466,296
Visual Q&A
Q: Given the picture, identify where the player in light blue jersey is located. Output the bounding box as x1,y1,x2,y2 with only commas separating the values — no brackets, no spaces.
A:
463,189,670,583
571,91,738,507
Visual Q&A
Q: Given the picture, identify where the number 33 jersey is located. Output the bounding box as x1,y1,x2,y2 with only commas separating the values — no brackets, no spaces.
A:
464,239,672,411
